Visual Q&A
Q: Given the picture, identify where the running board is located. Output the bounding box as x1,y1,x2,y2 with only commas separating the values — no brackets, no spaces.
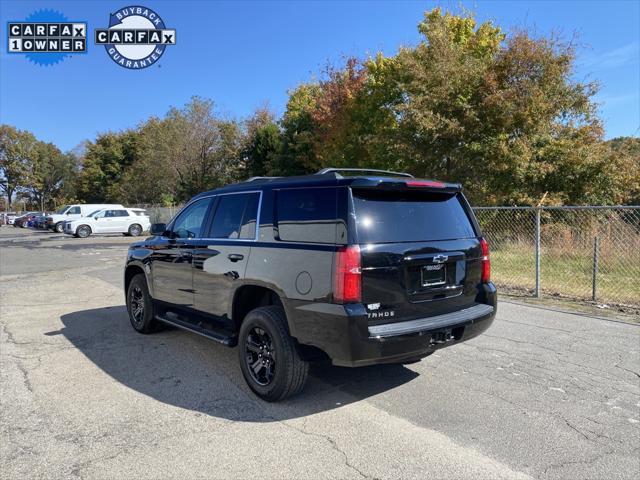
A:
155,314,238,347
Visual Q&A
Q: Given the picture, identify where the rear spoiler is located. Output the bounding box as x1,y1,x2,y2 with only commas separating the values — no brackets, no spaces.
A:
350,177,461,194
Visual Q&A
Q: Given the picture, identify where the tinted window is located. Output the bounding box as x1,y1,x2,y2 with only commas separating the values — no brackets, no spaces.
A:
276,188,340,244
67,206,80,214
172,198,212,239
352,190,476,243
115,210,129,217
209,193,260,239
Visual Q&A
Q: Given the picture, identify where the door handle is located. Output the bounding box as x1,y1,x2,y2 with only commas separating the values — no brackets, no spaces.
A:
228,253,244,262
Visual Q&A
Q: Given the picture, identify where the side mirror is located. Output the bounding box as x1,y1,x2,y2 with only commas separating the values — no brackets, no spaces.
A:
150,223,167,236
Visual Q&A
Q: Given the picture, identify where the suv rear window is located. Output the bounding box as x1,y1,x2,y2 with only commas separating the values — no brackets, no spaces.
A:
276,187,343,244
352,189,476,243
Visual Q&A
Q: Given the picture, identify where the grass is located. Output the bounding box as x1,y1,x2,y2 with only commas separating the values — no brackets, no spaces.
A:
490,244,640,308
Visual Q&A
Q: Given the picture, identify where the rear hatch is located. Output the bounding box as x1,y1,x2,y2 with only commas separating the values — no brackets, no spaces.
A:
351,184,483,325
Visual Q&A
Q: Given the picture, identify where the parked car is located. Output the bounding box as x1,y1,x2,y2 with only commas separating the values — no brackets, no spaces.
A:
123,168,497,401
0,212,18,226
13,212,40,228
46,204,124,233
34,214,50,229
64,207,150,238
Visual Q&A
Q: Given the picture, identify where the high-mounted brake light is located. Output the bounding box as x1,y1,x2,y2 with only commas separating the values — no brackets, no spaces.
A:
480,237,490,283
334,245,361,303
406,180,446,188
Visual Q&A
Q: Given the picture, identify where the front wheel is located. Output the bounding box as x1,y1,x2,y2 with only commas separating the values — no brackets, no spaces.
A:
76,225,91,238
128,223,143,236
238,306,309,402
54,222,64,233
126,274,159,334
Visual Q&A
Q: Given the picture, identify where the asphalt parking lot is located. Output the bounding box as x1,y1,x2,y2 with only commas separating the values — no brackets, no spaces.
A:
1,227,638,479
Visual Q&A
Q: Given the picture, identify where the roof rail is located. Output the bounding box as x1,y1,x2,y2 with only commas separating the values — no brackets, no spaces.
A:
316,168,414,178
244,176,281,182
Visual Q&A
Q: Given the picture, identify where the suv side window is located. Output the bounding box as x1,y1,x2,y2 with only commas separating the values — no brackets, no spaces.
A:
105,210,116,218
115,210,129,217
172,198,212,239
67,206,81,215
208,192,260,239
275,187,339,244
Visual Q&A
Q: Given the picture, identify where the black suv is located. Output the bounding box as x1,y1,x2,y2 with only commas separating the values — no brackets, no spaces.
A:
124,168,496,401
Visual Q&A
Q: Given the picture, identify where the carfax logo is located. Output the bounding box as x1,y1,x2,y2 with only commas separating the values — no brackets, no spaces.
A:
7,9,87,66
95,5,176,69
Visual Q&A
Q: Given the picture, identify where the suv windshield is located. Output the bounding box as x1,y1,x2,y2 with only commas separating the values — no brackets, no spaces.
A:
352,189,476,243
56,206,70,214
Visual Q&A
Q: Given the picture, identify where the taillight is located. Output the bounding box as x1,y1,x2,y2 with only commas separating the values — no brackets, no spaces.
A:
334,245,361,303
480,237,490,283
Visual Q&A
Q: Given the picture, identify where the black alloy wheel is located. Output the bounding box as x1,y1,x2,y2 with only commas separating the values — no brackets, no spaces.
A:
126,273,159,334
129,285,145,329
238,306,309,401
244,327,276,386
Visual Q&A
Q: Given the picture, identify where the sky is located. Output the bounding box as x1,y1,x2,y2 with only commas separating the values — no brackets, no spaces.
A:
0,0,638,152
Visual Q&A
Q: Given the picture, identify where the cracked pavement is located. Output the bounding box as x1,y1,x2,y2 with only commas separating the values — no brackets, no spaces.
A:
1,228,639,479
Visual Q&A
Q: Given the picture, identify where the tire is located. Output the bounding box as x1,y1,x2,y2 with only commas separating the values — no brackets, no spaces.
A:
126,274,158,334
54,222,64,233
238,306,309,402
76,225,92,238
128,223,143,236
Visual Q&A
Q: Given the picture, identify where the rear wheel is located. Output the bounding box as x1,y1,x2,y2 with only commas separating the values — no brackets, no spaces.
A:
76,225,92,238
126,274,158,334
238,306,308,402
128,223,143,236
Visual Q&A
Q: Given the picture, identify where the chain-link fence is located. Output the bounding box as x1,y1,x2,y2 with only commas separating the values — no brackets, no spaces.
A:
473,206,640,310
130,204,181,224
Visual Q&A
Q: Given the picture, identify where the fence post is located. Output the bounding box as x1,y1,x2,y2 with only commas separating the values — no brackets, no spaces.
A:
592,236,599,301
535,208,541,298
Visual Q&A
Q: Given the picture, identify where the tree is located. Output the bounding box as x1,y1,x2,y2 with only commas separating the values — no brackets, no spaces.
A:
162,97,244,199
604,137,640,205
76,130,141,202
282,8,611,205
23,141,77,210
244,108,281,178
272,84,322,176
0,125,36,210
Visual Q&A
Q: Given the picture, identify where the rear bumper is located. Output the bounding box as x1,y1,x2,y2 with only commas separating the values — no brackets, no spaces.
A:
289,282,497,367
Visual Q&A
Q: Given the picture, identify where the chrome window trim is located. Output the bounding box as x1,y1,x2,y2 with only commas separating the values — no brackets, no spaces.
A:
169,190,263,242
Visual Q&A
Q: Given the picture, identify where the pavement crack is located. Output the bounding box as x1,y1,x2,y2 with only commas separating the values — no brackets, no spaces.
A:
284,420,375,480
614,363,640,379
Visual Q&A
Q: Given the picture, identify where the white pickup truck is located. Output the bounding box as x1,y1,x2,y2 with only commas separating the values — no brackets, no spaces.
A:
63,207,151,238
46,204,124,233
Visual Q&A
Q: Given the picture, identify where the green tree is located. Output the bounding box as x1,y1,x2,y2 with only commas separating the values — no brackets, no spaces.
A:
76,130,141,202
24,141,77,210
163,97,244,199
0,125,36,210
272,84,321,176
244,108,281,178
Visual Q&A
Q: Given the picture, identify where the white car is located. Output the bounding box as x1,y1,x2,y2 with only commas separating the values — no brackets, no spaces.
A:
47,203,125,233
64,208,151,238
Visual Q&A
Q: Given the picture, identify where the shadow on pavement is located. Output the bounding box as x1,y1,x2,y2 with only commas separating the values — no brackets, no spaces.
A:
56,306,419,421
